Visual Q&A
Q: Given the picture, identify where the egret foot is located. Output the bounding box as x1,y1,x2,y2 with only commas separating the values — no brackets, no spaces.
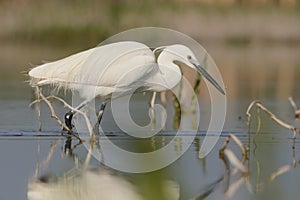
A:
64,111,74,130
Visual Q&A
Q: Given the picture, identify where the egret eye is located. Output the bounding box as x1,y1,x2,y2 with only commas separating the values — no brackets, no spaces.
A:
187,55,192,60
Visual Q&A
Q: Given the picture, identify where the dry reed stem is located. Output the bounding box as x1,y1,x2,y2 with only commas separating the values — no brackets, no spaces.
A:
270,165,292,181
35,88,72,132
225,176,246,198
48,95,95,142
289,97,298,112
246,100,260,122
30,87,83,142
83,142,94,171
220,134,247,159
288,97,300,118
223,149,248,175
34,141,40,177
40,142,58,169
246,100,298,138
270,159,300,181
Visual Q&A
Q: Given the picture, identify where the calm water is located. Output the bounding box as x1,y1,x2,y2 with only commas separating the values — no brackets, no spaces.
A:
1,44,300,200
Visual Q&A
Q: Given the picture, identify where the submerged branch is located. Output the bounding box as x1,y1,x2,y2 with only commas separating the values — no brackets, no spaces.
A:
225,176,247,198
220,133,247,159
223,149,248,175
270,159,300,181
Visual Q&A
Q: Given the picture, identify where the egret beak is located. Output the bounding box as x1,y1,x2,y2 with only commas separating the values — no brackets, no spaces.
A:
192,62,225,95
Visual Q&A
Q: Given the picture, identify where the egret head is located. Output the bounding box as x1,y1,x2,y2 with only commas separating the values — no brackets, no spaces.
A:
155,45,225,95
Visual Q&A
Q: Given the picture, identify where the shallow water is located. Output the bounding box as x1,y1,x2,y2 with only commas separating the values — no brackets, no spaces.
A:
1,44,300,200
1,98,300,200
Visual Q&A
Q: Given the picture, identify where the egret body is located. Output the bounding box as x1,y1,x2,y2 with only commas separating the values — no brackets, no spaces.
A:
28,41,225,132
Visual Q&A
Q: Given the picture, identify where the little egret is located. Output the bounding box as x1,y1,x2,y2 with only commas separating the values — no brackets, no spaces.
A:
28,41,225,132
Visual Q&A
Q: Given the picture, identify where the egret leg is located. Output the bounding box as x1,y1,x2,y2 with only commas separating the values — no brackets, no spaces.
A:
97,103,107,124
64,100,90,131
149,92,157,109
64,136,72,155
93,103,107,133
149,92,157,130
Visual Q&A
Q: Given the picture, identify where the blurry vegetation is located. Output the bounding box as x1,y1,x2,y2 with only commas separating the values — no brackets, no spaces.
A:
0,0,300,82
224,35,252,46
0,0,300,49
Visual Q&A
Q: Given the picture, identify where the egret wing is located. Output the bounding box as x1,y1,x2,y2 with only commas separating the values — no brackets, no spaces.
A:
28,41,156,95
74,41,157,99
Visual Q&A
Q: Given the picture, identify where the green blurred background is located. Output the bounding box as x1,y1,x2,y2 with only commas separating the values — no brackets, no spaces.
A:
0,0,300,101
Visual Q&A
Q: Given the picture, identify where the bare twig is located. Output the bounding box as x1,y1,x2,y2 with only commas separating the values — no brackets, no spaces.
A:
288,97,300,119
256,102,298,138
49,95,95,141
34,141,40,177
246,100,260,122
40,142,58,169
246,100,299,138
36,88,72,132
270,159,300,181
225,176,247,198
288,97,298,112
83,142,95,171
219,142,250,198
223,149,248,175
31,87,83,142
220,134,247,159
270,165,292,181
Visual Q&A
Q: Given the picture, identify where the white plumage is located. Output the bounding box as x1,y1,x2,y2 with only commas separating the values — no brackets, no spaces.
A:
29,41,224,100
28,41,225,131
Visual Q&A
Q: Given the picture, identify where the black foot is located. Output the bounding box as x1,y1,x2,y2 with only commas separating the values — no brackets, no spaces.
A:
64,111,74,130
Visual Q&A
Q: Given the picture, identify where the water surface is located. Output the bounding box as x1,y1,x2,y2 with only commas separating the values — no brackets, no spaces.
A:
1,44,300,200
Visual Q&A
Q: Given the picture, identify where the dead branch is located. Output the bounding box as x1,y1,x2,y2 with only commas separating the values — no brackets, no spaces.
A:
223,149,248,175
40,142,58,169
270,159,300,181
31,87,83,142
246,100,260,122
49,95,95,141
288,97,300,119
220,134,247,159
225,176,247,198
246,100,298,138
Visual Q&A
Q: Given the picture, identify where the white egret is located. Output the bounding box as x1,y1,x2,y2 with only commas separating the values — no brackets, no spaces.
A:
28,41,225,132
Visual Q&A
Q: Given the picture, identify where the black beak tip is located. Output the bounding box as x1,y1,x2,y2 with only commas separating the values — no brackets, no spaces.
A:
220,88,226,95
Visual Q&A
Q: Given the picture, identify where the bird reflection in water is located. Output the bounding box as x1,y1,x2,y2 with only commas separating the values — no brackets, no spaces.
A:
27,137,181,200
